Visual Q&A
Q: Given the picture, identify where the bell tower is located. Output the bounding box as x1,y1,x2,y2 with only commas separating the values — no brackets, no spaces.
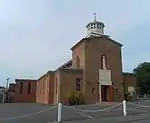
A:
86,13,105,38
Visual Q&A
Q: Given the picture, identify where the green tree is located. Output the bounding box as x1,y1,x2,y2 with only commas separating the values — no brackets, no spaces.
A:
133,62,150,94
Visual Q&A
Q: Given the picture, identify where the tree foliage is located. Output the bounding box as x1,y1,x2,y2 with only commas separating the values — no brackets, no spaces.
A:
133,62,150,94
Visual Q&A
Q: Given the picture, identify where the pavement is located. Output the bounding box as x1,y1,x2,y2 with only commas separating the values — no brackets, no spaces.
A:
0,101,150,123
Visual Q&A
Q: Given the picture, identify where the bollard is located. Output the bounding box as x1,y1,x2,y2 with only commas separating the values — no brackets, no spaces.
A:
123,100,127,116
57,103,62,123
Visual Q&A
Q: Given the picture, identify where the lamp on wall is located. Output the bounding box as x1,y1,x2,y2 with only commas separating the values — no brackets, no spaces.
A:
116,88,121,94
121,81,124,85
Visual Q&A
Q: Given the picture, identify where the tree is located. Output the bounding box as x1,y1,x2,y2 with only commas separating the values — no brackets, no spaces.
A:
133,62,150,94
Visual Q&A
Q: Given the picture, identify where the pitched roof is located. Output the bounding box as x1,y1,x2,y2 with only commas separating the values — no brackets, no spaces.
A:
0,86,4,89
86,21,105,28
15,79,37,82
58,60,72,69
59,68,83,73
71,35,123,51
38,70,54,80
123,72,136,76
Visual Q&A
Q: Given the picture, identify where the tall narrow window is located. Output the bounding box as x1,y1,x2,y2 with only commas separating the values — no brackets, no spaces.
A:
56,78,58,93
37,82,39,95
76,56,80,68
92,88,95,94
101,54,107,69
39,82,41,94
76,78,81,91
28,82,31,94
20,82,23,94
40,81,42,94
43,81,45,94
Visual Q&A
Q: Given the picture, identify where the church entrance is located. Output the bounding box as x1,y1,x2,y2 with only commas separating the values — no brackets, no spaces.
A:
97,85,112,102
97,53,113,102
101,85,110,101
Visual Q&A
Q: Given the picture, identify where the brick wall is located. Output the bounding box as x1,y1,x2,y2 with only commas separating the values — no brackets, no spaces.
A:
14,79,37,103
59,68,83,104
36,71,55,104
123,73,137,101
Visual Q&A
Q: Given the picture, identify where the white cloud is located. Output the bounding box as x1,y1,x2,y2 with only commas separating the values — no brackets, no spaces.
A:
0,0,150,85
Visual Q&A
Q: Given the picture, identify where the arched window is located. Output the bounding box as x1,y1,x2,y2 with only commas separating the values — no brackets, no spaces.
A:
101,54,107,69
76,56,80,68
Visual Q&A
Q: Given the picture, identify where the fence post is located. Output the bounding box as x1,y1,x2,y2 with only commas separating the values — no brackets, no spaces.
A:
58,103,62,122
123,100,127,116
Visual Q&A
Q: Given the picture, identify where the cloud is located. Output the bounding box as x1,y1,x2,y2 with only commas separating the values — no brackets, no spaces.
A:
0,0,149,85
121,23,150,72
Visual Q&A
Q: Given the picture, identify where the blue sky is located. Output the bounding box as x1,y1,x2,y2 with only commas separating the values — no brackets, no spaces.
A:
0,0,149,86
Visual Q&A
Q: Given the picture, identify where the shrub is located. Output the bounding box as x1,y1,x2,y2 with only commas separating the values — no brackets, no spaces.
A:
68,91,85,105
125,92,131,101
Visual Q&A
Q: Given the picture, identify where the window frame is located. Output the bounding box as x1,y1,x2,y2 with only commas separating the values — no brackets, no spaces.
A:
76,78,81,91
20,82,23,94
76,56,80,68
28,82,31,94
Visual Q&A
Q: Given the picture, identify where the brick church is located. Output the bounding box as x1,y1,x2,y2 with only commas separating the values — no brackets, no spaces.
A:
14,14,136,104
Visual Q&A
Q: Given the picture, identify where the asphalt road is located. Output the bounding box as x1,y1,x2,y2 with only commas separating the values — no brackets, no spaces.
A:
0,101,150,123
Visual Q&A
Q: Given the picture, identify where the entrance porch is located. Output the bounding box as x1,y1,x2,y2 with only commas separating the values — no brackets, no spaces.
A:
101,85,113,102
98,69,113,102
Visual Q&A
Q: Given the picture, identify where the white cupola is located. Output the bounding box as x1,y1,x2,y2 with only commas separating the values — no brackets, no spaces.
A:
86,13,105,38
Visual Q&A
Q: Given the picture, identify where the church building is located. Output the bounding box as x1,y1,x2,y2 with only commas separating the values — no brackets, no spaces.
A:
14,14,136,104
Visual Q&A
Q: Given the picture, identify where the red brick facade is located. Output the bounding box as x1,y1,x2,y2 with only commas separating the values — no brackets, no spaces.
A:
36,71,55,104
7,83,16,103
13,36,137,104
14,79,37,103
12,19,137,104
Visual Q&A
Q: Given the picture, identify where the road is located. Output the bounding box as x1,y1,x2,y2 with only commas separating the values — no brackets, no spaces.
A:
0,101,150,123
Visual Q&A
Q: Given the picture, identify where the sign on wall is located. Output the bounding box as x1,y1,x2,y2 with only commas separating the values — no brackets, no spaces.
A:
99,69,112,85
128,86,135,92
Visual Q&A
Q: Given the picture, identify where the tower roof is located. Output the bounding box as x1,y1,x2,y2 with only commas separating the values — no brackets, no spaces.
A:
71,36,123,51
86,21,105,28
86,13,105,38
86,13,105,28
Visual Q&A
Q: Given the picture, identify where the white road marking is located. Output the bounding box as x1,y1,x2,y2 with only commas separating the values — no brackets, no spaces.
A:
76,111,95,120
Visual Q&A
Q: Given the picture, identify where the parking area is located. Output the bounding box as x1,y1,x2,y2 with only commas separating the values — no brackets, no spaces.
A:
0,101,150,123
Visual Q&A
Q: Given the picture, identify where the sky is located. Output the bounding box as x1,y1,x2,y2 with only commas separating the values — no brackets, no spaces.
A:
0,0,149,86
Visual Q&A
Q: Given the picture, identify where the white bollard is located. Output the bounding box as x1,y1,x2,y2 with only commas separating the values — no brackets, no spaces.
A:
123,100,127,116
57,103,62,123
